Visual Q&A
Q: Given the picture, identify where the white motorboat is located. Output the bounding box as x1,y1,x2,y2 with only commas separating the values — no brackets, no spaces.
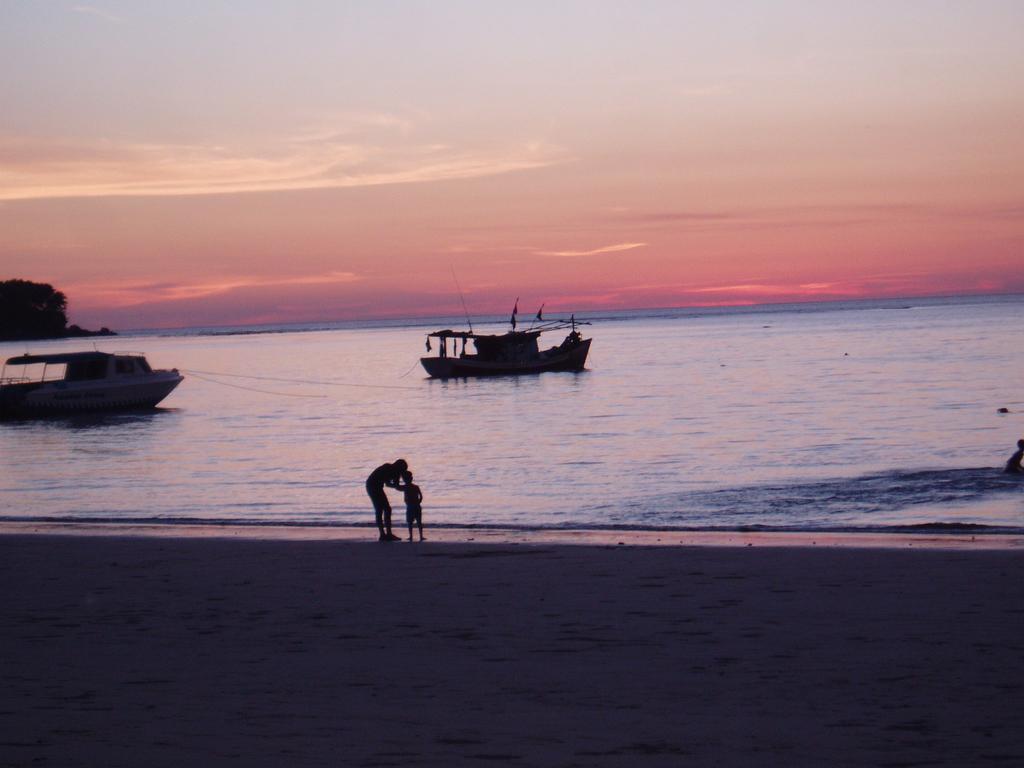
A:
0,351,183,418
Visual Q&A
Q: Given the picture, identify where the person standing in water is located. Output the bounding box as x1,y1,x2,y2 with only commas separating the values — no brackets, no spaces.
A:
1006,439,1024,474
366,459,407,541
397,470,425,541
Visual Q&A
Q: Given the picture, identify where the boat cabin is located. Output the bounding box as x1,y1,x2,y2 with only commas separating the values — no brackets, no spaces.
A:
1,352,153,385
427,330,544,363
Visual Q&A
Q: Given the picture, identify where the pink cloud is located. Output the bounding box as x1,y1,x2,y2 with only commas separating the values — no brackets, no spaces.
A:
535,242,648,258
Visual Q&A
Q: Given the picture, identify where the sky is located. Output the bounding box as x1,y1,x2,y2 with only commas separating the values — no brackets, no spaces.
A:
1,1,1022,329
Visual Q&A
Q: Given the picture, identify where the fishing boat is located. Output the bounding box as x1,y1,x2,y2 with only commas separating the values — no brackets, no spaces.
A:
420,303,591,378
0,351,184,418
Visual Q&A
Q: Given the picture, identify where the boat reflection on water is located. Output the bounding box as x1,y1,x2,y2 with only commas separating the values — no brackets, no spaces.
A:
0,409,181,433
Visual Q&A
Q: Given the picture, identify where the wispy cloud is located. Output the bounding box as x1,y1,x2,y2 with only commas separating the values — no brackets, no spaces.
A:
0,127,564,201
603,278,865,302
626,211,736,223
72,5,124,24
617,203,1024,232
679,83,734,97
690,283,792,294
690,281,857,296
71,271,361,307
535,242,647,258
290,111,420,142
442,244,539,255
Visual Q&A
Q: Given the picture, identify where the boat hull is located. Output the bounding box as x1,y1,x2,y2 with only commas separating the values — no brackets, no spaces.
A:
421,338,590,378
0,372,183,418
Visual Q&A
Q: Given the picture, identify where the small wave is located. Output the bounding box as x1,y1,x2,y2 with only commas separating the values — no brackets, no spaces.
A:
891,522,996,532
640,467,1023,528
3,470,1020,537
2,515,367,528
4,514,1022,537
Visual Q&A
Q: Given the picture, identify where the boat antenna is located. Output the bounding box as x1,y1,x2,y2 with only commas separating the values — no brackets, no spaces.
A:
450,266,473,333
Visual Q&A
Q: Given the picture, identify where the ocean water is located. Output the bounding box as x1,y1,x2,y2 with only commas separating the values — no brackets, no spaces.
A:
1,295,1022,534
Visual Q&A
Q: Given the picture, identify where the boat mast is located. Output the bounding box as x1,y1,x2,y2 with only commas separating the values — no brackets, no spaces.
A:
451,266,473,333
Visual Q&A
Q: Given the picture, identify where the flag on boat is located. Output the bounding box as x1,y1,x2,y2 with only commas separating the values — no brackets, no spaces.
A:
510,298,519,330
536,303,544,321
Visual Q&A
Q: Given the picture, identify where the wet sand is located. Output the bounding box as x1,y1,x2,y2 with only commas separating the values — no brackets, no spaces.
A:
3,520,1022,549
1,532,1022,767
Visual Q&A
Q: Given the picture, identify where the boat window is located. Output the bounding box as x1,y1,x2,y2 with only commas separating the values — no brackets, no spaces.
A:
42,363,67,382
2,362,65,384
66,360,108,381
115,359,135,374
136,358,152,373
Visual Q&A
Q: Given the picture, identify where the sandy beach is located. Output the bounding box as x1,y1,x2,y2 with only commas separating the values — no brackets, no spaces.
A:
2,532,1022,767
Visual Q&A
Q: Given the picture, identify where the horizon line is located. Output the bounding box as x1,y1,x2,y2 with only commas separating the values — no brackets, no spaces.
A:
74,290,1024,336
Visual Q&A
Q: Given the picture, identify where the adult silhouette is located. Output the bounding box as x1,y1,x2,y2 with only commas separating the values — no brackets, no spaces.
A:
1006,439,1024,474
366,459,408,541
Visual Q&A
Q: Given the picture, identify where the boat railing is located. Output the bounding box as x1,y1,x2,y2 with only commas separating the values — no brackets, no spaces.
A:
1,362,69,385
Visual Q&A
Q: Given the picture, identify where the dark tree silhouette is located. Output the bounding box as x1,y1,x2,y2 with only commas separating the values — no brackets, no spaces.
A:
0,279,116,340
0,280,70,340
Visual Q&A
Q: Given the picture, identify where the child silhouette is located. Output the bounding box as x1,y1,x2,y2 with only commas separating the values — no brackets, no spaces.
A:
397,470,425,541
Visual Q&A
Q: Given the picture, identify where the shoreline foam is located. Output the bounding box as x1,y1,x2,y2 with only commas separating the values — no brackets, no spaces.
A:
2,520,1021,549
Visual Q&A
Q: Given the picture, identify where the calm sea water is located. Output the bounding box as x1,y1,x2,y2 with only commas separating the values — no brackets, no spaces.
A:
2,296,1022,534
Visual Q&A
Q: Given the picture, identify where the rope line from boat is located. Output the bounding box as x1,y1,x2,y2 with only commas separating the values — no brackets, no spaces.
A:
185,371,329,398
395,358,424,379
181,369,423,392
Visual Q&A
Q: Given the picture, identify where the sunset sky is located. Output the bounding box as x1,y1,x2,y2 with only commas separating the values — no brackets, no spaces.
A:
2,2,1022,329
